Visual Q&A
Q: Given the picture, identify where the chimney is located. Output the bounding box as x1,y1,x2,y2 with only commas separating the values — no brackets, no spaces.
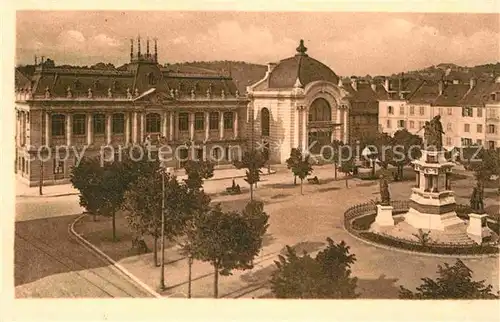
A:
351,76,357,91
469,77,476,90
267,62,277,74
384,78,389,91
438,80,444,95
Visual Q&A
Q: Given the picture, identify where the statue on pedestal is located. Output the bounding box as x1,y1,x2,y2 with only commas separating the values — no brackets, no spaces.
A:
470,187,485,214
423,115,445,150
379,174,391,206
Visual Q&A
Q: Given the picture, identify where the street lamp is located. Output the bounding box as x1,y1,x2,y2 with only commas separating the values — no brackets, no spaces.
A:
159,146,171,291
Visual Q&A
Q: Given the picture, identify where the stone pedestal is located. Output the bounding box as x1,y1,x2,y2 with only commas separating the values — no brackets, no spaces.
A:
375,204,394,227
467,213,490,244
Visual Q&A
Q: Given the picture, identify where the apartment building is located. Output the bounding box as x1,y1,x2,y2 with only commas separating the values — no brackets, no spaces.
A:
484,77,500,149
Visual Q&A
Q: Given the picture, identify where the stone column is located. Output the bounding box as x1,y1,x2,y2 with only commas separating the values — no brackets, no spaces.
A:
301,107,307,150
204,111,210,141
294,106,299,148
140,113,145,142
189,112,195,141
415,171,420,188
233,111,238,138
433,175,438,192
86,113,93,145
336,107,342,141
16,112,20,146
169,112,174,141
219,111,224,140
343,108,348,144
66,113,72,146
125,112,131,145
132,112,138,144
45,112,51,147
161,111,168,138
106,113,112,145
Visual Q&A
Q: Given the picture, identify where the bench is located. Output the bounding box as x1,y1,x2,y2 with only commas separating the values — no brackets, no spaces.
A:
226,185,242,195
307,176,320,184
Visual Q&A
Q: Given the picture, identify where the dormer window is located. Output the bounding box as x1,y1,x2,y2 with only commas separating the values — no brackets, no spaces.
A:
147,73,156,85
74,79,81,90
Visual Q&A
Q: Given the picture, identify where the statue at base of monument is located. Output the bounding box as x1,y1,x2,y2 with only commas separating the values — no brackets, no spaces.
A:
379,174,391,206
423,115,445,151
470,187,485,214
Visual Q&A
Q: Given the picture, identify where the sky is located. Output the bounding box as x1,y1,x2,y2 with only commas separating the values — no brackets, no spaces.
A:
15,11,500,76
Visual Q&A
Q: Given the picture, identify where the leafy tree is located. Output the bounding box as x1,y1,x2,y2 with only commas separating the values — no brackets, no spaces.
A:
399,259,499,299
286,148,302,185
467,148,500,193
122,168,163,266
286,149,313,194
338,145,356,188
183,159,214,190
70,157,107,221
270,238,358,299
391,129,422,181
373,132,394,171
233,150,266,201
191,202,269,298
181,159,214,297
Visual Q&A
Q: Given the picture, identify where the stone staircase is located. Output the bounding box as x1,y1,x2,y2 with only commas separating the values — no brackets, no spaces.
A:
385,220,476,245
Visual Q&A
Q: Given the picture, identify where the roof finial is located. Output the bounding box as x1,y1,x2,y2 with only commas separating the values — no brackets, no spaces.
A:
137,35,141,59
154,38,158,63
296,39,308,56
130,38,134,61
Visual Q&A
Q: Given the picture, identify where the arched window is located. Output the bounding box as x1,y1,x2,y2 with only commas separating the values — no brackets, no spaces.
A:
261,108,270,136
112,113,125,134
146,113,161,133
308,98,331,122
51,114,66,136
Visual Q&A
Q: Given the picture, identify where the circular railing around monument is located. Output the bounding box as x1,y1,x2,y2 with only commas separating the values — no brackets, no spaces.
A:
343,201,499,256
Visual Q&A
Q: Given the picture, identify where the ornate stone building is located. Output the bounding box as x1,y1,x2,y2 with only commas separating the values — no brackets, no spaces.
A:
15,37,247,186
246,40,351,164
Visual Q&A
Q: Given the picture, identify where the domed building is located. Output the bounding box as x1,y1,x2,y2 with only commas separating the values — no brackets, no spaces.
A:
247,39,351,164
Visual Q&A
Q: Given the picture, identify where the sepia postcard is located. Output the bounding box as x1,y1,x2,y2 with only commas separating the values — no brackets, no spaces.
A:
2,1,500,321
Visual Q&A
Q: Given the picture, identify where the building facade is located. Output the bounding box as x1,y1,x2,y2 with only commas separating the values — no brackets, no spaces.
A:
246,40,350,164
15,37,248,186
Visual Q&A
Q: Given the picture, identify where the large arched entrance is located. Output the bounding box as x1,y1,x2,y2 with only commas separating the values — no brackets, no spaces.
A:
308,98,333,154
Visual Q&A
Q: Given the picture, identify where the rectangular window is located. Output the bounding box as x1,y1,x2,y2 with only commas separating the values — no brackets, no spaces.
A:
386,119,391,128
477,107,483,118
397,120,405,128
178,113,189,131
112,114,125,134
409,106,415,115
446,137,452,146
476,139,482,146
488,124,496,134
488,141,496,150
462,107,473,117
464,124,470,132
409,120,414,129
399,106,404,115
447,123,452,131
447,107,453,115
419,106,425,115
72,114,86,135
223,112,233,130
93,114,105,134
387,106,394,115
418,121,424,129
476,124,483,133
209,112,219,130
194,112,204,131
53,160,64,174
461,138,472,146
438,108,443,115
51,115,66,136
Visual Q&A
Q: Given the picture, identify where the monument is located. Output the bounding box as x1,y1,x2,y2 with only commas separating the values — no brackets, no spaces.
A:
404,115,464,231
372,174,394,229
467,186,491,243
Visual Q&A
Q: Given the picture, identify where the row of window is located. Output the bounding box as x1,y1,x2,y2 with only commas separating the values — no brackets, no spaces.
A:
387,105,492,118
385,119,497,134
50,112,236,137
460,138,497,149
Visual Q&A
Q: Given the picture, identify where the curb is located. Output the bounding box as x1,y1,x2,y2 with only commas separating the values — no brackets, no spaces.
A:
342,222,499,259
69,213,162,298
17,192,79,198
